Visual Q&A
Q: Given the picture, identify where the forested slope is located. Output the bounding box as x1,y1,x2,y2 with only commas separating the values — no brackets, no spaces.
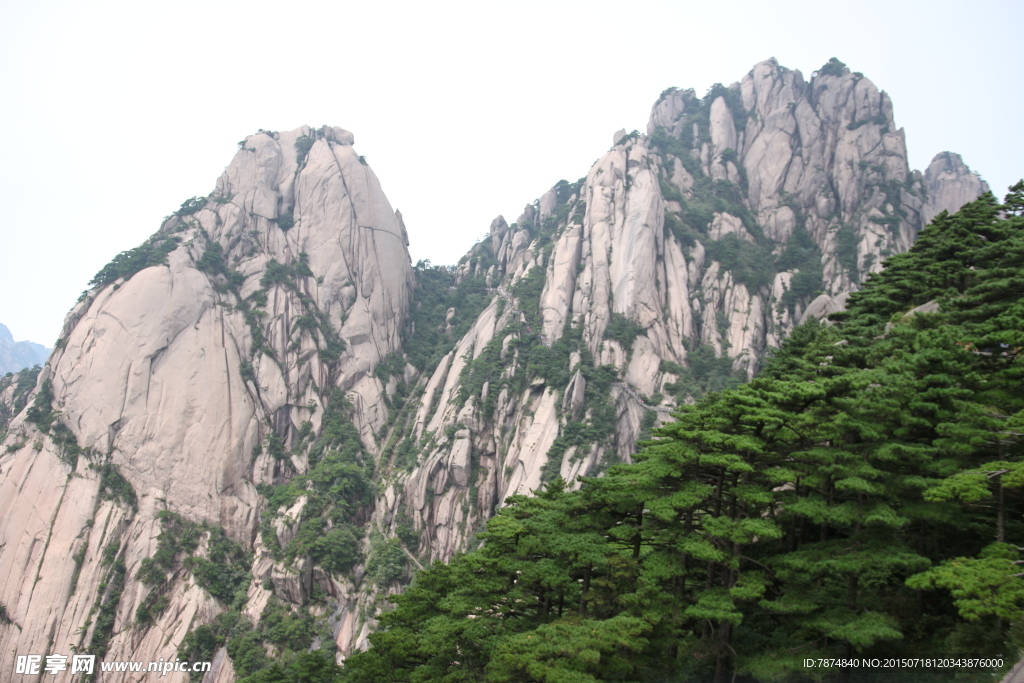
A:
336,185,1024,683
0,59,994,682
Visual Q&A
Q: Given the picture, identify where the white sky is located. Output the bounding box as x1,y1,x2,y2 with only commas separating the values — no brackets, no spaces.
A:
1,0,1021,346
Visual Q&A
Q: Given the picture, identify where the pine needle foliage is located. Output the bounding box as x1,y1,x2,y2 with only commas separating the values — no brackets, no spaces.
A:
339,187,1024,683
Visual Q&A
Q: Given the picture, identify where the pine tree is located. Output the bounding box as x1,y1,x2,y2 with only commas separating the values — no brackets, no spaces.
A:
340,187,1024,683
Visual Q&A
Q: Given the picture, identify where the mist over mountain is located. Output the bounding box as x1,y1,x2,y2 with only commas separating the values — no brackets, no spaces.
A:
0,323,50,374
0,58,995,682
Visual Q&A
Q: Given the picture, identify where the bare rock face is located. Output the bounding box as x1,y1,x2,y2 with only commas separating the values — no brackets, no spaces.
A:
367,58,989,591
0,58,990,682
644,57,987,373
0,125,412,679
921,151,990,226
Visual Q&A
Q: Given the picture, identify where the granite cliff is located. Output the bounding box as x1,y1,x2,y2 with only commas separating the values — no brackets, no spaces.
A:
0,125,413,680
0,58,988,681
376,56,988,584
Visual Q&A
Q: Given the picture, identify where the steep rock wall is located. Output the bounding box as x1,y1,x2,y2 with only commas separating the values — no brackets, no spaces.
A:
367,58,989,607
0,125,412,680
0,58,991,682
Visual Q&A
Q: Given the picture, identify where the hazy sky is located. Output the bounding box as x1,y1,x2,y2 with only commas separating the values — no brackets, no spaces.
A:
1,0,1021,346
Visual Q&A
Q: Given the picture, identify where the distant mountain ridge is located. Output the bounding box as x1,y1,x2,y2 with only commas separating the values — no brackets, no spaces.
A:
0,323,50,374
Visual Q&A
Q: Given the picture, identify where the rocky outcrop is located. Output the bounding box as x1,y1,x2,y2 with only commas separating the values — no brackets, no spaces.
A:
368,58,989,588
645,57,987,373
0,59,990,683
921,151,990,226
0,125,413,679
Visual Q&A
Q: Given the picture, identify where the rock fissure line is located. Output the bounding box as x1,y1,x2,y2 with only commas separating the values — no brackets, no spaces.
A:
0,68,992,673
612,382,673,414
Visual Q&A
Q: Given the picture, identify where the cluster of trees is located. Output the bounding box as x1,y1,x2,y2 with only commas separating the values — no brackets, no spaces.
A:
332,186,1023,682
651,123,824,307
257,391,375,577
87,234,182,289
405,260,493,372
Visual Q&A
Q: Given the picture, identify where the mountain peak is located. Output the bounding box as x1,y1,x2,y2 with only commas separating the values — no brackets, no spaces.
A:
0,59,992,676
0,323,50,373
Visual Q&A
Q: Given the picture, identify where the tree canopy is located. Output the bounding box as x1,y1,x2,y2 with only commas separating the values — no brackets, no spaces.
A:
335,185,1024,683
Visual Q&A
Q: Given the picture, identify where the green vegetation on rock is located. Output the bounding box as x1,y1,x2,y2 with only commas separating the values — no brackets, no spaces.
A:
139,511,251,604
258,392,372,577
775,223,825,311
87,552,126,661
96,463,137,511
603,313,645,352
295,135,315,166
661,344,745,401
180,600,335,683
0,365,40,437
338,187,1024,683
88,234,182,289
23,377,89,467
405,260,491,372
817,56,848,78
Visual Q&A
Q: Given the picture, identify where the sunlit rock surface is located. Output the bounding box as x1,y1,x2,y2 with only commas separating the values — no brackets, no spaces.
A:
0,59,988,681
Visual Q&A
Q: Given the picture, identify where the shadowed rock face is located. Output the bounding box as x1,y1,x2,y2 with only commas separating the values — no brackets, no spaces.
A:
0,60,989,680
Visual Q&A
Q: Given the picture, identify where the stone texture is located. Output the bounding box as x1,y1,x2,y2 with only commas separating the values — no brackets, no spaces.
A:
0,125,413,677
922,152,990,226
372,60,988,602
0,60,991,682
